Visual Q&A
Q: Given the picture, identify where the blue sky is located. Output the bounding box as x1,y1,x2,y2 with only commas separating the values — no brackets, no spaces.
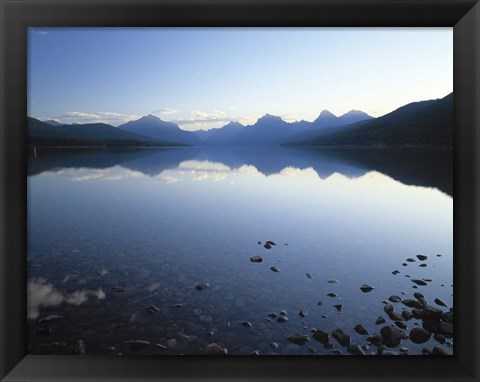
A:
28,28,452,131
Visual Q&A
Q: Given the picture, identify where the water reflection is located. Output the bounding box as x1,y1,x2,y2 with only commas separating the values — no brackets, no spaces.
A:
29,147,452,196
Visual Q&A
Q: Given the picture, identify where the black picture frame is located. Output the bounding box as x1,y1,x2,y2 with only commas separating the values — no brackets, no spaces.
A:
1,0,479,381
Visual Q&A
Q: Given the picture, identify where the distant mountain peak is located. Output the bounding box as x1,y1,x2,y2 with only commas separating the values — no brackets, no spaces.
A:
141,114,163,122
318,110,337,118
342,109,371,117
224,121,244,128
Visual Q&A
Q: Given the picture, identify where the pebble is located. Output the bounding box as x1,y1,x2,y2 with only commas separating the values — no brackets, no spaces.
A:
333,304,343,312
332,329,350,347
406,258,416,262
279,309,287,316
416,254,428,261
146,305,159,314
402,263,407,266
270,266,280,272
327,279,339,284
384,304,394,313
277,316,288,323
395,321,407,330
348,343,366,355
250,256,263,263
354,324,369,335
401,310,414,321
241,321,252,328
433,334,446,344
269,342,279,349
375,316,386,324
413,292,424,299
436,322,453,337
305,273,314,279
410,328,430,344
419,264,427,267
298,309,308,318
392,270,400,275
326,292,337,298
287,333,309,346
360,284,374,293
266,241,277,246
172,303,183,308
268,312,278,318
422,305,443,321
195,282,209,291
307,346,316,354
411,279,427,286
312,329,329,344
434,298,448,307
367,334,383,346
380,326,404,348
388,295,402,303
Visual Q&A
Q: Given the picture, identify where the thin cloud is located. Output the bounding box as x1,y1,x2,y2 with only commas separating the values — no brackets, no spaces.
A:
44,111,141,126
152,108,178,116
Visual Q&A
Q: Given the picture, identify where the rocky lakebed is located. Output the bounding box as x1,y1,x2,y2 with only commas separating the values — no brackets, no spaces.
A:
27,241,453,356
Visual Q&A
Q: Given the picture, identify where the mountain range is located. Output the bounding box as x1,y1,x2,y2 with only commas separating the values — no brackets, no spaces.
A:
28,93,453,148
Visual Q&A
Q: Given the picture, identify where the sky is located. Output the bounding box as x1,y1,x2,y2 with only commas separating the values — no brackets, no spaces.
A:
28,28,453,131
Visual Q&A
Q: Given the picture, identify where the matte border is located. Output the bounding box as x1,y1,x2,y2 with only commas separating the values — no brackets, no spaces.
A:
1,1,479,381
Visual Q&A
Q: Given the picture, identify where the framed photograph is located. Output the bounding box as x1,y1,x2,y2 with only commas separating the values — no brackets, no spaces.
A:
1,0,479,381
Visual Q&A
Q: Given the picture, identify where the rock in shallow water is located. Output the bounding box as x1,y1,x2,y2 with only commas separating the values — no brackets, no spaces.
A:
287,333,309,345
434,298,448,308
375,316,386,325
195,282,209,291
416,254,428,261
250,256,263,263
348,343,366,355
380,326,405,348
332,329,350,347
312,329,329,344
360,284,374,293
270,266,280,272
354,324,369,335
241,321,253,328
298,309,308,318
409,327,430,344
411,279,427,286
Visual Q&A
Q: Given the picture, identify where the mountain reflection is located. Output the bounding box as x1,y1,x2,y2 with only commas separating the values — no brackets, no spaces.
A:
28,147,452,196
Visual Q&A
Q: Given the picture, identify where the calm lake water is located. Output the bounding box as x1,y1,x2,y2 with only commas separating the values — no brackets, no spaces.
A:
27,147,453,355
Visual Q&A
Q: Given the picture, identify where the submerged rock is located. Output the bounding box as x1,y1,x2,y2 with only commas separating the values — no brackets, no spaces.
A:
360,284,374,293
327,279,339,284
287,333,309,345
326,292,337,298
195,282,209,291
348,343,366,355
354,324,369,335
375,316,386,325
306,273,314,279
241,321,253,328
380,326,405,348
333,304,343,312
146,305,159,314
388,295,402,303
434,298,448,308
406,258,416,262
411,279,427,286
298,309,308,318
270,266,280,272
312,329,329,344
332,329,350,347
277,316,288,323
409,328,430,344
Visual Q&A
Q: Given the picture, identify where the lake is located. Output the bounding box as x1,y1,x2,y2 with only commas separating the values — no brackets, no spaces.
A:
27,147,453,355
